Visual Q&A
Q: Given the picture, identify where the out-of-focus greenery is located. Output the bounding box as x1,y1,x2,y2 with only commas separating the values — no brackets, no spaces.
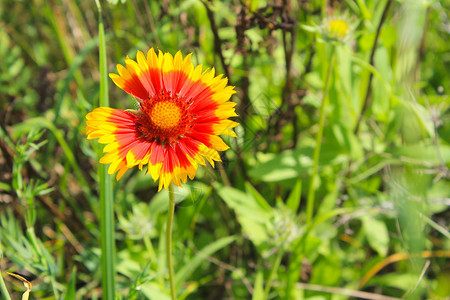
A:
0,0,449,299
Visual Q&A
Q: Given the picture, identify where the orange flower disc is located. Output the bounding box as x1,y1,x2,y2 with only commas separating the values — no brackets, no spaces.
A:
86,48,238,190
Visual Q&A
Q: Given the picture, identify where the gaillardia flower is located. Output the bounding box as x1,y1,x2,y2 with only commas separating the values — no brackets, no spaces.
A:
86,48,238,190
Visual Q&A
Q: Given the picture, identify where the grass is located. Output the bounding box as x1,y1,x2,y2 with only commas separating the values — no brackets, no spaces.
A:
0,0,449,299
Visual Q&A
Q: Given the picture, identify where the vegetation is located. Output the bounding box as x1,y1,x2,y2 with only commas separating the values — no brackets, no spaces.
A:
0,0,449,299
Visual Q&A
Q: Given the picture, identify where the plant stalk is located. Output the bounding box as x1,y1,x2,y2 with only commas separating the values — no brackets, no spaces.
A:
0,271,11,300
263,250,284,300
167,184,177,300
306,45,336,225
96,1,116,298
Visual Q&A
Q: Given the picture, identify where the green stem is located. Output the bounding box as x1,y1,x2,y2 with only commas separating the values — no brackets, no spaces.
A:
305,45,336,225
96,1,116,298
321,0,327,18
263,250,284,300
284,251,304,300
167,184,177,300
0,271,11,300
144,236,158,266
99,163,115,299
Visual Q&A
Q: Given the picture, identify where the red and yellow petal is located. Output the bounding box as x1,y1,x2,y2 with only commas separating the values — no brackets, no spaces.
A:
87,107,146,180
213,120,239,137
109,65,148,100
87,48,238,189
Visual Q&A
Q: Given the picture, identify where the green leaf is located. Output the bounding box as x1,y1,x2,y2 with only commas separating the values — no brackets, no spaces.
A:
361,215,389,256
371,273,422,291
252,270,264,300
140,283,171,300
355,0,372,20
0,182,11,192
387,143,450,164
330,124,363,160
249,148,343,182
372,48,393,122
214,184,272,221
380,25,397,48
175,236,236,290
214,184,272,246
286,179,302,212
106,0,127,4
244,182,272,212
61,267,77,300
309,255,341,286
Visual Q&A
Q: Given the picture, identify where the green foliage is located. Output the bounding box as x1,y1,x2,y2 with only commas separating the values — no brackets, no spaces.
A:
0,0,448,299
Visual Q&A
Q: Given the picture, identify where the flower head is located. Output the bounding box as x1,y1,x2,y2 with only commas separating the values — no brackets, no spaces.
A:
86,48,238,190
326,19,350,40
321,15,355,43
302,14,354,44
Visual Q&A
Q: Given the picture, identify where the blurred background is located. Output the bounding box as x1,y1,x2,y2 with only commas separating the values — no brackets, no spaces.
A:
0,0,449,299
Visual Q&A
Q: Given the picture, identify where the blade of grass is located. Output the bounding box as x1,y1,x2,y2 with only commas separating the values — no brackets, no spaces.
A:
62,267,77,300
0,270,11,300
26,228,58,298
422,215,450,239
95,1,116,299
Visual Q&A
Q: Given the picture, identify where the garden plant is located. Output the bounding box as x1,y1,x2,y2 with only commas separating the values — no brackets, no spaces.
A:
0,0,449,299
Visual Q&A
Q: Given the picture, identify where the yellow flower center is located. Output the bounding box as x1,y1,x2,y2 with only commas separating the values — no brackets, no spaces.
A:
327,19,349,39
150,101,181,129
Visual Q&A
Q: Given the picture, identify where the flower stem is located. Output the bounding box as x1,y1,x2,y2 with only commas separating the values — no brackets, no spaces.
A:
167,184,177,300
263,250,284,299
306,45,336,225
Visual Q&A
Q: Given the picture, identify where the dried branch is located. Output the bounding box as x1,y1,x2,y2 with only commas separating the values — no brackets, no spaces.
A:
354,0,393,134
201,0,231,79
